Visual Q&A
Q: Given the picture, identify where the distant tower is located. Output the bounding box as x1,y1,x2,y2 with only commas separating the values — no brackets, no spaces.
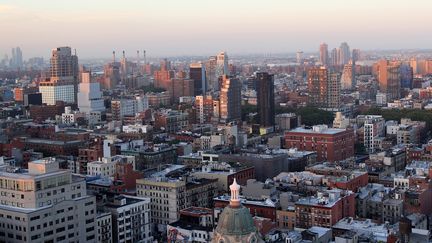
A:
190,63,206,95
308,67,340,108
319,43,329,66
339,42,351,65
219,75,241,122
296,51,304,64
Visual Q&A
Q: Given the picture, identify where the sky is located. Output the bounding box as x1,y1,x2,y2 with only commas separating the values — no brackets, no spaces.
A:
0,0,431,59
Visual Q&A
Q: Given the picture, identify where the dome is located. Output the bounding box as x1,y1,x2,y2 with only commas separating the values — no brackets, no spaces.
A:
215,205,256,236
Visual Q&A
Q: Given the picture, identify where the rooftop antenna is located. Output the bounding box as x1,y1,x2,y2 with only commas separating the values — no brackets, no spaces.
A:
112,51,116,62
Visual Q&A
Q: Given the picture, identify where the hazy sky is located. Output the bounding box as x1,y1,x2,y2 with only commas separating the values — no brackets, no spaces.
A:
1,0,431,59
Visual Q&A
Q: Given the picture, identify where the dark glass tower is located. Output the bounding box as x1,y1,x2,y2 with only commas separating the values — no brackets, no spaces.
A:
256,72,275,127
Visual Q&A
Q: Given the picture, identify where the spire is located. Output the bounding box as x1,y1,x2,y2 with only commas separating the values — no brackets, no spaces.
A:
229,178,241,207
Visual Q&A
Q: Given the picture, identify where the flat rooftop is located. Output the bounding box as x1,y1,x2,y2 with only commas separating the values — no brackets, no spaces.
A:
288,126,346,135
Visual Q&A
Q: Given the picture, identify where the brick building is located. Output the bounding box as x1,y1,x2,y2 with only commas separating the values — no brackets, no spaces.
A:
295,189,355,229
284,125,354,162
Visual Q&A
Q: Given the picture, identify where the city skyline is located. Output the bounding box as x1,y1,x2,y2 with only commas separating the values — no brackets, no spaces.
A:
1,0,432,58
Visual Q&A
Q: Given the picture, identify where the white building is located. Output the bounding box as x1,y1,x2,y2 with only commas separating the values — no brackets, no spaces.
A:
122,124,152,134
39,77,75,105
0,158,97,242
61,106,85,124
104,195,153,243
96,211,113,243
111,95,149,120
87,158,117,178
363,115,385,153
78,71,105,114
333,112,350,129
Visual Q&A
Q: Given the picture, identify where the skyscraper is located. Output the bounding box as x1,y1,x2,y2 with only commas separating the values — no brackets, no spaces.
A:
352,49,361,62
10,47,23,69
50,47,78,80
220,75,241,122
307,67,340,108
377,60,401,101
189,63,206,95
205,56,218,91
40,47,78,104
330,48,338,66
400,63,413,89
296,51,304,64
327,72,341,108
341,61,355,90
319,43,329,65
339,42,351,65
50,47,79,101
208,52,229,91
256,72,275,127
216,52,229,78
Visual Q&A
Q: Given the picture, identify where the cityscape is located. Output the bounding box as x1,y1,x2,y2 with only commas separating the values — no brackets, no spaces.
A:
1,1,432,243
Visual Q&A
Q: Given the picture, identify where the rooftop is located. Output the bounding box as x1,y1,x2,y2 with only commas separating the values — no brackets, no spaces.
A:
289,125,346,135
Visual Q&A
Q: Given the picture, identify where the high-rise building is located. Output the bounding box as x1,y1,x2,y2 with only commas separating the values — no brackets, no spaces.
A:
78,71,105,117
0,158,97,242
189,63,206,95
330,48,338,66
216,52,229,78
205,52,229,92
341,62,355,90
154,59,175,90
205,56,217,91
49,47,79,101
319,43,329,65
339,42,351,65
256,72,275,127
400,63,413,89
219,75,241,122
10,47,23,69
327,72,341,108
308,67,340,108
195,95,214,124
352,49,361,62
102,54,121,90
377,60,401,101
308,67,328,107
169,78,195,103
296,51,304,64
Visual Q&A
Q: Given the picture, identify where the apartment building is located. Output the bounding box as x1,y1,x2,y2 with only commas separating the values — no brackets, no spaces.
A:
0,158,97,242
